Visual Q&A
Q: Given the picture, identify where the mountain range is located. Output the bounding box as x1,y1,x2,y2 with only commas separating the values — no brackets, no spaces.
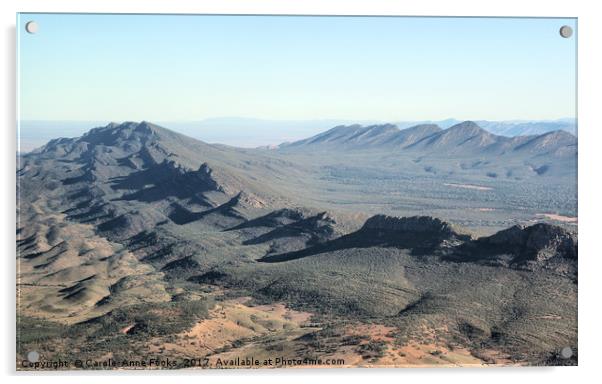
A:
279,120,577,158
16,120,577,368
395,118,576,136
18,117,576,152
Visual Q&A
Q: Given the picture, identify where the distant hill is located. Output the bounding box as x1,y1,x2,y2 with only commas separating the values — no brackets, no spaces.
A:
283,123,442,149
395,118,576,136
476,119,576,136
279,120,577,159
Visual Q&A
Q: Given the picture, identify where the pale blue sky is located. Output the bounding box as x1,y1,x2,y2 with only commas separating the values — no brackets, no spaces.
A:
18,14,576,122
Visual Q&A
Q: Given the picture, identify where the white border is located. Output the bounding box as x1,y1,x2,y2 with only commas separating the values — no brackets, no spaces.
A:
2,1,601,383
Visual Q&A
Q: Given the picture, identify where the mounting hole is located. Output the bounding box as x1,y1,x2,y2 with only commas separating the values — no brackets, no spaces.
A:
560,346,573,359
27,351,40,363
25,21,38,34
559,25,573,38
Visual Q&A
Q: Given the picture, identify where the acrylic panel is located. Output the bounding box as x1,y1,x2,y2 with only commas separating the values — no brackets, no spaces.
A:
16,13,577,370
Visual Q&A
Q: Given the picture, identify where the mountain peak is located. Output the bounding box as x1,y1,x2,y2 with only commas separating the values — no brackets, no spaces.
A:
80,121,162,145
344,124,399,141
408,123,441,130
366,123,398,131
447,121,486,134
513,129,577,154
539,129,576,140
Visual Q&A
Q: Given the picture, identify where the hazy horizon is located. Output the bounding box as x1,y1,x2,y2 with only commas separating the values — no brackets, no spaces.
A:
18,116,577,152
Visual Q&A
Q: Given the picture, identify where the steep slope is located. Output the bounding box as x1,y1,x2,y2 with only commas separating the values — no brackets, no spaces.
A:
387,124,442,147
20,122,289,233
513,130,578,157
17,121,287,321
258,215,471,262
407,121,497,153
279,123,442,150
281,124,397,149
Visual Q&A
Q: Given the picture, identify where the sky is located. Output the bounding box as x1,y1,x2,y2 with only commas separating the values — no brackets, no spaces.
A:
18,14,577,124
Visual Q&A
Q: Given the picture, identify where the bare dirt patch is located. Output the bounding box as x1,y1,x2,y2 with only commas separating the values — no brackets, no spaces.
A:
204,320,515,368
444,183,493,191
147,297,316,359
536,213,577,223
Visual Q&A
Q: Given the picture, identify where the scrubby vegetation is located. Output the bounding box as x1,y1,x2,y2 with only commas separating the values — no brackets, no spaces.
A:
17,298,214,366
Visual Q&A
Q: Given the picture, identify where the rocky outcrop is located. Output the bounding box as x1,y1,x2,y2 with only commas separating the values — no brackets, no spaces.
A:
445,222,578,278
478,223,577,262
362,215,461,237
243,211,338,248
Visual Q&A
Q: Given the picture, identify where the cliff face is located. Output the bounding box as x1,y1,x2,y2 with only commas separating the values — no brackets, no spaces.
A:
360,215,577,276
361,215,467,239
479,223,577,262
